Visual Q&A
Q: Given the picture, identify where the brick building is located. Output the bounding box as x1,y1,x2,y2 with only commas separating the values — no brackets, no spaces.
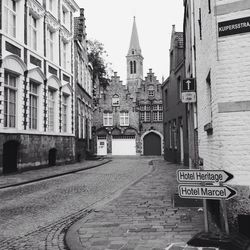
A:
0,0,79,173
162,26,189,166
93,18,163,156
193,0,250,238
74,9,94,161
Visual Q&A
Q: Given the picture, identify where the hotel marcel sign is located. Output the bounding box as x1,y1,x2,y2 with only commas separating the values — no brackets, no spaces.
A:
218,16,250,37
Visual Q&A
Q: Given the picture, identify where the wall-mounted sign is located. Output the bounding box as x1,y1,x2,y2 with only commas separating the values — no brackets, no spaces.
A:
182,78,196,92
218,16,250,37
181,92,196,103
112,95,120,106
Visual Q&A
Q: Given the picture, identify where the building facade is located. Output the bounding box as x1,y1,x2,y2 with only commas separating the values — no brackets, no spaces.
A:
162,26,189,165
0,0,79,173
194,0,250,238
93,18,163,156
74,9,93,161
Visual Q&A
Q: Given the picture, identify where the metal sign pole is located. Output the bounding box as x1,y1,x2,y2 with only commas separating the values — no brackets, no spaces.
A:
203,199,209,232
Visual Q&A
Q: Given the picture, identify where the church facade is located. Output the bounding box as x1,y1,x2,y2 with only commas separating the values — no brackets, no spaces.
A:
93,18,163,156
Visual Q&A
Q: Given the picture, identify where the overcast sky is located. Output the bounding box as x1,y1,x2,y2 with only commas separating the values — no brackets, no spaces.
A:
75,0,184,83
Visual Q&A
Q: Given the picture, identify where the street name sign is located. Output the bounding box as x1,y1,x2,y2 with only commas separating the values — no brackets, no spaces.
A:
177,169,234,184
181,92,196,103
218,16,250,37
178,185,237,200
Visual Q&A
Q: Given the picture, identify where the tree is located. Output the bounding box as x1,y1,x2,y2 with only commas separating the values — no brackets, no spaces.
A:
87,39,112,89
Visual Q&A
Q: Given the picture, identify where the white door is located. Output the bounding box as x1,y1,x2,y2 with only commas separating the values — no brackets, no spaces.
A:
112,136,136,155
97,138,107,155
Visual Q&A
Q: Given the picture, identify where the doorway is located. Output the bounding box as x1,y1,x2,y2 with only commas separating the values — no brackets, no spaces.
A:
48,148,57,166
3,140,19,174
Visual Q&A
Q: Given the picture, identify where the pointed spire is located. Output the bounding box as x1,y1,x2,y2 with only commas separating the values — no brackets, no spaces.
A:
128,17,141,55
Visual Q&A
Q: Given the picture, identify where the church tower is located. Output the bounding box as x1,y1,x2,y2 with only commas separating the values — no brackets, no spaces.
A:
126,17,144,92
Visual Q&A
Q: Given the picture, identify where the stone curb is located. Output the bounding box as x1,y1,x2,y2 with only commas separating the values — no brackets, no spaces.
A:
65,160,155,250
0,159,112,190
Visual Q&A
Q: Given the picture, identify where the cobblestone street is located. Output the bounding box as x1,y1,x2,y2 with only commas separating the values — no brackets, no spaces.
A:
66,159,205,250
0,157,153,249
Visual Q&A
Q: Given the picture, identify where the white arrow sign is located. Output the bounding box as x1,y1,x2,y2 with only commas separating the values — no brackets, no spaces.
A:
178,185,237,200
177,169,234,184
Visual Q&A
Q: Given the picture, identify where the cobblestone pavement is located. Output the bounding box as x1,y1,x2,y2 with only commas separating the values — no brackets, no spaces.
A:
0,157,153,250
66,160,205,250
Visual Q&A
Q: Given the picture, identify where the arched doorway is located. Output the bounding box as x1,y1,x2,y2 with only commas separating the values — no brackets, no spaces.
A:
3,140,19,174
48,148,57,166
143,132,161,155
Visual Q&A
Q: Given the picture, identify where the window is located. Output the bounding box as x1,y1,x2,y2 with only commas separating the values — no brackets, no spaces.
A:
112,94,120,106
198,8,202,40
133,61,136,74
169,122,172,149
208,0,211,13
29,14,37,50
173,120,177,149
29,82,38,129
139,105,151,122
206,71,212,121
62,42,67,69
148,86,155,97
130,61,133,74
103,113,113,126
62,9,66,24
120,112,129,126
152,104,163,122
62,94,68,132
47,29,54,61
4,72,17,128
48,88,55,131
49,0,53,12
177,77,181,100
4,0,16,37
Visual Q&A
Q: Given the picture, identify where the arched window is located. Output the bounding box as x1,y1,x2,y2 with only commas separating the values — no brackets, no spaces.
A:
130,61,133,74
133,61,136,73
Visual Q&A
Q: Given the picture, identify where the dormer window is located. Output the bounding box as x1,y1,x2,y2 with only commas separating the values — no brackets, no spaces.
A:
132,50,134,54
148,86,155,97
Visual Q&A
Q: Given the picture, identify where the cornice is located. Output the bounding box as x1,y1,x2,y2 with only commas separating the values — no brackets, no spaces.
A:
27,0,45,19
45,12,60,32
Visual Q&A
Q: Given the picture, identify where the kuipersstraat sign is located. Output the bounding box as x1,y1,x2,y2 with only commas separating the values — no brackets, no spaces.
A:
218,16,250,37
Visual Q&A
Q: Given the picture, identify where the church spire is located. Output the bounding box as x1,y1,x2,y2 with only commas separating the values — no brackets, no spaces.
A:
128,16,141,55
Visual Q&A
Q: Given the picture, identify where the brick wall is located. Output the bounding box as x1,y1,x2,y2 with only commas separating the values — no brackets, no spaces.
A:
195,0,250,233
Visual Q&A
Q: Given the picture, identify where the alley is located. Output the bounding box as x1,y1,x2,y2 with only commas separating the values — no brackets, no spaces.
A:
0,158,153,249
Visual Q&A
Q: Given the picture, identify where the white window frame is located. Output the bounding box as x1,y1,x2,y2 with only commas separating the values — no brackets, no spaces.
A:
120,111,129,126
4,71,17,128
47,28,54,61
48,88,56,131
4,0,17,37
103,113,113,126
29,81,39,130
29,14,38,50
62,41,67,69
62,94,68,133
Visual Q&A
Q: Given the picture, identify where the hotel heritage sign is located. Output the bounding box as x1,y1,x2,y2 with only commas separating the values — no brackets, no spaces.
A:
218,16,250,37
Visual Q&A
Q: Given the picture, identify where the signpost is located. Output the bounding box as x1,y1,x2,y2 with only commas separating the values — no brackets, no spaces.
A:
178,185,237,200
181,78,196,103
177,169,234,184
177,169,237,200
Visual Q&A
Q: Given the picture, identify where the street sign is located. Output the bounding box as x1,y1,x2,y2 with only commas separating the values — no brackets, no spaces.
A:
218,16,250,37
178,185,237,200
177,169,234,184
181,92,196,103
182,78,196,92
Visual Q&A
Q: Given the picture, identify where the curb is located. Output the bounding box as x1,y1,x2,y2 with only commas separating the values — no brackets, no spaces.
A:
65,160,156,250
0,159,112,190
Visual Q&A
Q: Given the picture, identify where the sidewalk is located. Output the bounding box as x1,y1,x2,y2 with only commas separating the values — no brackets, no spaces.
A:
0,158,111,189
66,160,208,250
